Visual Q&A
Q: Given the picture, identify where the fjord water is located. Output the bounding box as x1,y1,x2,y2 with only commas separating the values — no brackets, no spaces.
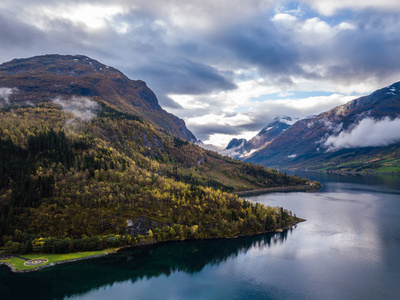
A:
2,173,400,300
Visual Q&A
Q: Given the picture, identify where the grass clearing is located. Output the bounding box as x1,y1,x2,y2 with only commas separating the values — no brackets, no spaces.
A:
0,249,116,271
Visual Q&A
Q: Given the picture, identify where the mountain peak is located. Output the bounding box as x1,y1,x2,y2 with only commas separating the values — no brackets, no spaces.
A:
0,54,195,141
220,116,301,160
226,138,247,150
257,116,298,137
3,54,118,77
246,80,400,170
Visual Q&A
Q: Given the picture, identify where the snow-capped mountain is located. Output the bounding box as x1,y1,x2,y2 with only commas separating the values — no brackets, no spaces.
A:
245,82,400,172
221,116,300,160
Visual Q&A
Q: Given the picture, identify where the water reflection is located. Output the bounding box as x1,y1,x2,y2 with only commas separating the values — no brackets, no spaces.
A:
0,230,294,300
289,171,400,193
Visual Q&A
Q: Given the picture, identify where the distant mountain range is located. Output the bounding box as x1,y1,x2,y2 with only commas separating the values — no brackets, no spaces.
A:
221,116,300,160
225,82,400,173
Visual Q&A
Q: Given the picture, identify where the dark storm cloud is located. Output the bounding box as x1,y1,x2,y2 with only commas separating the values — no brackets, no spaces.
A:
0,1,237,108
212,10,400,90
188,123,243,142
324,11,400,84
2,1,399,97
155,95,183,110
0,6,111,63
132,59,236,96
2,1,400,88
214,17,304,80
0,11,42,50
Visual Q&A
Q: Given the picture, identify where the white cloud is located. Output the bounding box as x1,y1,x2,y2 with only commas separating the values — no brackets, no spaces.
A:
170,77,356,118
20,3,125,32
188,113,253,128
301,17,331,34
189,94,355,148
206,131,258,148
272,12,355,46
170,83,356,147
301,0,400,16
251,94,354,118
53,96,99,121
271,13,297,24
57,5,123,30
0,87,18,104
324,117,400,151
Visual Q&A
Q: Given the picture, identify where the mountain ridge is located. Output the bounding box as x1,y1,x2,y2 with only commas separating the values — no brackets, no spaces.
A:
0,54,195,141
245,82,400,172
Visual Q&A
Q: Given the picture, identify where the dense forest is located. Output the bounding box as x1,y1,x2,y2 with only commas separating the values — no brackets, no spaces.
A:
0,102,312,254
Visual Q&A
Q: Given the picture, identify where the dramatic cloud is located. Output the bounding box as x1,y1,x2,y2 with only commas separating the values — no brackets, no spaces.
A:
1,1,400,146
0,87,18,105
172,87,354,144
132,58,236,96
53,96,99,122
324,117,400,151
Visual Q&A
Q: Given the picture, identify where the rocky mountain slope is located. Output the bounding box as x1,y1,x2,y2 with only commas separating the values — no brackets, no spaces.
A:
0,54,195,141
246,82,400,172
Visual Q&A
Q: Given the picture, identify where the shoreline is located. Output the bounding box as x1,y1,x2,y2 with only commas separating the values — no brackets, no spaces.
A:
0,220,305,274
235,185,318,197
284,169,400,176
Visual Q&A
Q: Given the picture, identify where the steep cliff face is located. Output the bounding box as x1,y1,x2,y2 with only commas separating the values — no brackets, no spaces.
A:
0,54,196,141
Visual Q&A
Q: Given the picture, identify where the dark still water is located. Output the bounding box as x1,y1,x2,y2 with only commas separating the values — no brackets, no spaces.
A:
2,173,400,300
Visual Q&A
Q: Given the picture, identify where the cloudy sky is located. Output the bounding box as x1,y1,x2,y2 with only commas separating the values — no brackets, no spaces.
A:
1,0,400,147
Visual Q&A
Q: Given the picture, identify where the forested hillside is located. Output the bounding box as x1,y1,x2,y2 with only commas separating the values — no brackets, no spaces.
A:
0,55,314,254
0,102,310,253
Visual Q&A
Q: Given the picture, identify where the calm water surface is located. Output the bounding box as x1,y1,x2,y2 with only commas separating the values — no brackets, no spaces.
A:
1,172,400,299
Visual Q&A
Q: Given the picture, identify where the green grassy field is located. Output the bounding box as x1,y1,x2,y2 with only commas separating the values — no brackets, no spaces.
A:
313,155,400,174
0,249,116,271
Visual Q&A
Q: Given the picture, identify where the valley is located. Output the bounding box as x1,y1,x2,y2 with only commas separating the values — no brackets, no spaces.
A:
222,83,400,174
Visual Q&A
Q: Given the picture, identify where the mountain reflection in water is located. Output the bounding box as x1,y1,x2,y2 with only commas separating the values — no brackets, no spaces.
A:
3,172,400,300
